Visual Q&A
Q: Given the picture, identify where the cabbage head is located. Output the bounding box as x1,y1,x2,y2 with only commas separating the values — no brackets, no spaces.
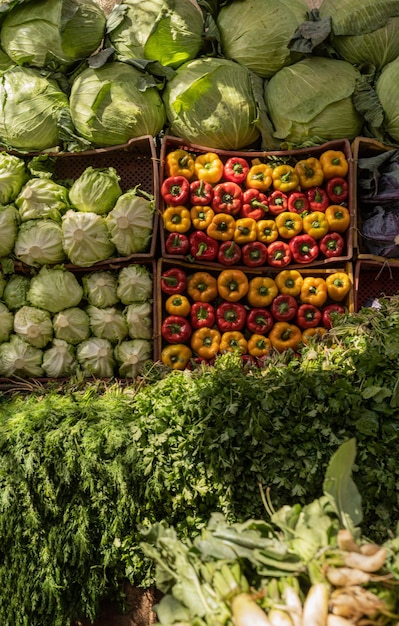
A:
216,0,307,79
86,305,128,343
42,339,77,378
126,302,152,339
82,271,119,308
116,264,153,304
162,56,261,150
108,0,204,69
105,189,154,256
264,57,364,147
319,0,399,70
14,219,66,266
76,337,116,378
69,167,122,215
16,178,70,222
0,334,44,377
0,204,19,257
0,66,70,152
69,62,166,148
0,0,106,71
28,267,83,313
0,152,29,204
62,210,116,267
0,303,13,344
53,307,91,345
376,57,399,144
3,274,30,311
13,305,53,349
114,339,152,378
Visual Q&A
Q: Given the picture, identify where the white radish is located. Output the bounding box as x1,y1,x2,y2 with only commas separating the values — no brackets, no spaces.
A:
282,583,303,626
337,530,361,553
343,547,387,573
302,583,329,626
325,566,370,587
231,593,271,626
327,615,356,626
268,608,294,626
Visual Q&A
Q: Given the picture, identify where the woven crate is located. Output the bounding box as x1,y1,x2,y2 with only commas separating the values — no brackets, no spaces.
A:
354,259,399,311
159,135,353,270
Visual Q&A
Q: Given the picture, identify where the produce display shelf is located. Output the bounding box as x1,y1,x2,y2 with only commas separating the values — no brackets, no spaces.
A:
351,136,399,263
9,134,160,264
354,259,399,312
156,258,354,364
159,135,354,271
0,259,158,390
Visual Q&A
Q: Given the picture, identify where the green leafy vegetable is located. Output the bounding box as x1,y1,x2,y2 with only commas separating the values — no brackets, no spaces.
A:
69,166,122,215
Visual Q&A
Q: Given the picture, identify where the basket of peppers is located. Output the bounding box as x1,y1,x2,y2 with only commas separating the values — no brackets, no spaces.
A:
158,259,354,370
159,136,353,270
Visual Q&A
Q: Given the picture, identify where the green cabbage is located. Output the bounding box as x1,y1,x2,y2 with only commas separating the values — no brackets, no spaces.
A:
0,334,44,377
76,337,116,377
16,177,70,222
0,204,19,257
14,219,66,266
69,61,166,148
0,271,6,299
319,0,399,69
13,305,53,349
82,271,119,308
42,339,77,378
105,189,154,256
107,0,204,69
0,152,29,204
216,0,308,79
376,57,399,144
0,303,13,344
53,307,91,345
69,167,122,215
116,264,153,304
61,210,116,267
3,274,30,311
86,305,128,343
28,267,83,313
0,0,106,70
264,57,364,146
125,302,152,339
114,339,152,378
0,66,70,152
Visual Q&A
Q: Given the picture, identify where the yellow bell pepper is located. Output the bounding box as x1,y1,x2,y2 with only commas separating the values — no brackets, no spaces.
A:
275,211,303,239
325,205,351,233
165,294,191,317
301,327,327,344
247,276,278,307
294,157,324,189
191,327,221,359
165,148,195,180
302,211,329,240
161,344,192,370
247,334,271,357
217,269,249,302
233,217,257,244
300,276,328,307
269,322,302,353
190,205,215,231
194,152,224,183
187,272,218,303
272,164,300,192
256,219,279,244
163,205,191,233
207,212,236,241
245,161,273,191
220,331,248,354
275,269,303,297
325,272,351,302
319,149,349,179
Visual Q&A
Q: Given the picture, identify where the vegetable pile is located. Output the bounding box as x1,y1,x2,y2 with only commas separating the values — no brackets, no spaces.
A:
160,262,352,367
0,263,153,379
161,143,351,268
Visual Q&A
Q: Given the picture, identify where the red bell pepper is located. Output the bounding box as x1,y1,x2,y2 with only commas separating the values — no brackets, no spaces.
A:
287,191,310,215
322,303,345,329
267,190,288,216
190,302,215,329
217,241,242,266
216,302,247,332
161,315,192,343
212,181,243,215
160,268,187,294
306,186,329,212
241,241,268,267
296,303,322,329
289,234,319,264
189,231,219,261
319,232,345,258
246,307,274,334
326,177,349,203
270,294,298,322
240,188,269,220
161,176,190,206
165,232,190,256
189,179,214,205
267,240,291,267
223,156,250,184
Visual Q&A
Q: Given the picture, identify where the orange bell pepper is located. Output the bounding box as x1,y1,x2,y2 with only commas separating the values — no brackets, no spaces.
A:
187,271,218,303
300,276,328,307
217,269,249,302
301,327,327,344
247,334,271,357
247,276,278,307
319,149,348,179
207,212,236,241
294,157,324,189
268,322,302,352
190,205,215,231
325,205,350,233
275,269,304,297
219,331,248,354
161,344,192,370
191,327,221,359
194,152,224,184
165,148,195,180
164,294,191,317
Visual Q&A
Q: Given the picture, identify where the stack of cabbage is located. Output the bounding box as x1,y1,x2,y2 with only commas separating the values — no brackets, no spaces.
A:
0,153,155,266
0,263,153,379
